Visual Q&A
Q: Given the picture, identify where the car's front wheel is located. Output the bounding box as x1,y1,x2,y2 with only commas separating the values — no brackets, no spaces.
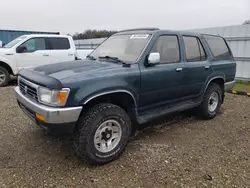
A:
0,66,10,87
74,103,132,165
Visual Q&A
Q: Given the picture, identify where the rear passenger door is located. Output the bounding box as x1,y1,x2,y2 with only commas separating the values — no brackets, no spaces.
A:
46,37,75,64
182,35,212,97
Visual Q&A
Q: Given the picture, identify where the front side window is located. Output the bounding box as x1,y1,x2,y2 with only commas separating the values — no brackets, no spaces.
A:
90,34,151,62
150,35,180,63
183,36,206,62
47,37,70,50
19,38,46,52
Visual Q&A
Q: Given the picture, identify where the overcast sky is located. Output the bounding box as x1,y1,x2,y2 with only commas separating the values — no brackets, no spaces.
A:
1,0,249,34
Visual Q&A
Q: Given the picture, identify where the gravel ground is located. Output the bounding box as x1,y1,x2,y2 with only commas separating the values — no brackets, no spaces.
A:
0,85,250,188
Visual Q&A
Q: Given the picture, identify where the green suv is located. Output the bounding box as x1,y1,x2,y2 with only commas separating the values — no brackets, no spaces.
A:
15,28,236,165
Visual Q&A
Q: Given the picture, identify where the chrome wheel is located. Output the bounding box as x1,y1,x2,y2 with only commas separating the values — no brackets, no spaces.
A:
208,92,219,112
0,70,6,84
94,119,122,153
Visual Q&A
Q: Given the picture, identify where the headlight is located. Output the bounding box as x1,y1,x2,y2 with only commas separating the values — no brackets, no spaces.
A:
38,87,70,106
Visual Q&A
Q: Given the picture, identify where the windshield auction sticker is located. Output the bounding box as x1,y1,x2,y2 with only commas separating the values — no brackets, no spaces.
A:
130,34,149,39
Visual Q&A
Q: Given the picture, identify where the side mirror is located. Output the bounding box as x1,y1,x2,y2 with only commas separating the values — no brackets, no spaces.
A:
16,46,27,53
147,52,160,65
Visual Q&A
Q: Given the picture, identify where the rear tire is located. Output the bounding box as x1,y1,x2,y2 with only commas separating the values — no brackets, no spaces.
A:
0,66,10,87
74,103,132,165
197,83,223,119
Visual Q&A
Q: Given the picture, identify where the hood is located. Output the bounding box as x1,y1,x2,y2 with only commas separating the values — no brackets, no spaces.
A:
0,48,13,55
32,59,129,81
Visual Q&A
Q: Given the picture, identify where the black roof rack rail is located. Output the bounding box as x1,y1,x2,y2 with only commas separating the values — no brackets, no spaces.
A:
118,27,160,33
201,33,223,37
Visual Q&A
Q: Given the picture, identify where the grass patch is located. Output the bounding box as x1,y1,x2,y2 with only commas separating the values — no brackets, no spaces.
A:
235,80,250,85
233,82,250,92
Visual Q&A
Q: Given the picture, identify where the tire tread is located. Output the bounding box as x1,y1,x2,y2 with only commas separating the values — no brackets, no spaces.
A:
0,66,10,87
74,103,131,165
197,83,222,119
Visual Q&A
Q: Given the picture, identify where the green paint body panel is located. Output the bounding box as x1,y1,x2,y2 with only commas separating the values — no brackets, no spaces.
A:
19,29,236,124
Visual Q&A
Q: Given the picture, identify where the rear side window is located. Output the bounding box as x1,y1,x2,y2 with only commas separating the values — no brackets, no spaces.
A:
47,37,70,50
203,35,231,60
150,35,180,63
183,36,206,62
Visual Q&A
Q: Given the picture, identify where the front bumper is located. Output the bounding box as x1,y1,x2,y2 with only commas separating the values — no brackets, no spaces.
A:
14,86,82,135
224,81,235,92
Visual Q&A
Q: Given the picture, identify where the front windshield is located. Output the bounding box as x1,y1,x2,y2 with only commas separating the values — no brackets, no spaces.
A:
3,36,27,48
90,34,151,62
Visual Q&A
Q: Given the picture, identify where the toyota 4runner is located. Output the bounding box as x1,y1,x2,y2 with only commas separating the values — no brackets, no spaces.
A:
14,28,236,165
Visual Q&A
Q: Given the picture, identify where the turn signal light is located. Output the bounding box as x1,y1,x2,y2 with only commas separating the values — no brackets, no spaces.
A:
36,113,45,121
56,90,68,104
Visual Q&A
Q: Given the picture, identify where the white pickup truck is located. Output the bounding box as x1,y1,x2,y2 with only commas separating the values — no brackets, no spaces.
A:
0,34,92,87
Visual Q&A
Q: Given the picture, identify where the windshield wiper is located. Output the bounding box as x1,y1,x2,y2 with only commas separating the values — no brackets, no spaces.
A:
98,56,130,67
86,55,96,60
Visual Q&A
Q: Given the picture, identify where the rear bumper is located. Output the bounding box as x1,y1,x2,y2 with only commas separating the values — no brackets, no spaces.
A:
14,86,82,135
224,81,235,92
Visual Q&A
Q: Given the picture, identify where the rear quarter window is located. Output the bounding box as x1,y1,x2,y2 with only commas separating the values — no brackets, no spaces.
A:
203,35,232,60
47,37,70,50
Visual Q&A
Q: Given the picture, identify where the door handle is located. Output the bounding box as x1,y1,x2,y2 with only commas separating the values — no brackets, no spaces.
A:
43,54,49,56
205,65,210,69
176,68,183,72
68,53,74,56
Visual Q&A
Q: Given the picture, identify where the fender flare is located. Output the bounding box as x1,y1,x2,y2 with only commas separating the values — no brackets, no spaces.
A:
0,57,16,75
204,76,225,93
83,89,138,107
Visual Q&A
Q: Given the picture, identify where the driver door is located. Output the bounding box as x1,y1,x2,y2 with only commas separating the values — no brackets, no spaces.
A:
139,34,187,110
15,37,51,71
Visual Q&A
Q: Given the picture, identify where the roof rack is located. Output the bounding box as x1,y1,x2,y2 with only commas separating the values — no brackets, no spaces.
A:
118,27,160,33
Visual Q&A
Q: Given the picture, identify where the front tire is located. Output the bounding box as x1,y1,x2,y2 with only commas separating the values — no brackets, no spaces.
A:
197,83,223,119
0,66,10,87
74,103,132,165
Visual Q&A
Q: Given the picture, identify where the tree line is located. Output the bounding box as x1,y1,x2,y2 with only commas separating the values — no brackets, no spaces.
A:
73,29,117,40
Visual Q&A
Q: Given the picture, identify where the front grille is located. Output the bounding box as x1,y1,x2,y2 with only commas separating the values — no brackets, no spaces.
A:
19,80,38,101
